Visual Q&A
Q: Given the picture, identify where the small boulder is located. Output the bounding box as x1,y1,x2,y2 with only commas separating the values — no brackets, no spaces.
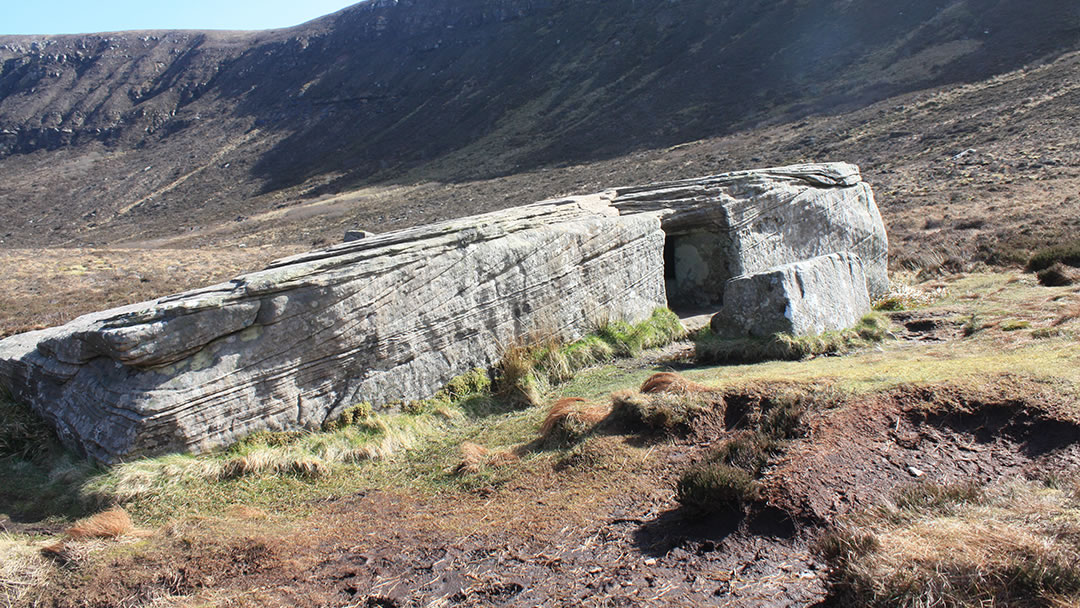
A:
343,229,376,242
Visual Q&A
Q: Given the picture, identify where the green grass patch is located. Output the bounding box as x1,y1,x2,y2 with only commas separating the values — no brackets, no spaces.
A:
494,308,685,406
694,312,891,364
999,319,1031,331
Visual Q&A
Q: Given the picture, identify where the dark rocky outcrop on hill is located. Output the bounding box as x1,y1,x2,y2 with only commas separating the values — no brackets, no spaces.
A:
0,0,1076,248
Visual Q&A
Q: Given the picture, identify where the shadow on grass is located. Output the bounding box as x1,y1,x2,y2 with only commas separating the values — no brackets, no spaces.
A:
0,449,104,523
0,395,106,522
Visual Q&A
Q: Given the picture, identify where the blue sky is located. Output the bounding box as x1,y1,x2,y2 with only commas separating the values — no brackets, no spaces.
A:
4,1,362,36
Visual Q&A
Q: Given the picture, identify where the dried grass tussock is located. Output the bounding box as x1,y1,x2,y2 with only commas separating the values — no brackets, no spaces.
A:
455,441,520,474
639,372,708,394
64,508,134,540
539,397,611,440
41,508,148,559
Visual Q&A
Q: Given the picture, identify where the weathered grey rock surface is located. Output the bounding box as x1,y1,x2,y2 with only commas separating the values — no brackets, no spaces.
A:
709,252,872,339
612,162,887,306
0,163,887,462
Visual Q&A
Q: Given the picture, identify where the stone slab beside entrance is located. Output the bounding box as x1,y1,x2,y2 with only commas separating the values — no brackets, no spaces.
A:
710,251,872,339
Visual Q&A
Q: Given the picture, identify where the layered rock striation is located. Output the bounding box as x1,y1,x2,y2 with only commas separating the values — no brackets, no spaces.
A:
0,163,887,462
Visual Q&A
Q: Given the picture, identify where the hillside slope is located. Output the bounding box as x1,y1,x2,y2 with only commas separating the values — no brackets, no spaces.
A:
0,0,1077,248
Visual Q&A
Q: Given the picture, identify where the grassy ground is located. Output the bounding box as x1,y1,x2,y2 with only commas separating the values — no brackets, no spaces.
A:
2,270,1079,606
684,273,1080,393
0,246,305,338
819,479,1080,607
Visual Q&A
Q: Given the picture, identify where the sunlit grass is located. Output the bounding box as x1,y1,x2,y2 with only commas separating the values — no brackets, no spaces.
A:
819,479,1080,607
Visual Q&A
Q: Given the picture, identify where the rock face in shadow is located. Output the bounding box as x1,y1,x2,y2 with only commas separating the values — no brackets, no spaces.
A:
0,163,886,462
710,252,872,339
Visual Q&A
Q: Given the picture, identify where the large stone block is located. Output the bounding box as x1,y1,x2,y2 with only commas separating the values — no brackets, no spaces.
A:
613,163,888,307
709,252,872,339
0,200,666,462
0,162,888,463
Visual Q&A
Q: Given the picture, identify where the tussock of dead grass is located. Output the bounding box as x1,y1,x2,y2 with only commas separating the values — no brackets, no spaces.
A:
454,441,520,474
64,508,133,540
41,507,145,559
538,397,584,436
640,372,708,394
819,479,1080,607
539,397,611,443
